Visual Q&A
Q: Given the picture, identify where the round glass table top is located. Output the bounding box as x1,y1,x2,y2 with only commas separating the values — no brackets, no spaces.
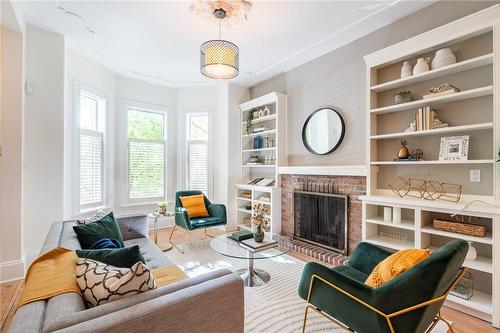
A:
210,233,292,260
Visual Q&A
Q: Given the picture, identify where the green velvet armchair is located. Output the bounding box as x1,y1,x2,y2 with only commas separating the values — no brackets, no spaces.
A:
298,240,468,333
169,190,227,253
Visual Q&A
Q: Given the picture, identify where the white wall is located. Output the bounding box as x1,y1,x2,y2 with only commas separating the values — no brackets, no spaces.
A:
0,26,24,281
23,25,65,261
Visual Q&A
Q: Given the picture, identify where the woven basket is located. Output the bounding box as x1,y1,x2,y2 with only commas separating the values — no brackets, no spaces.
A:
433,219,486,237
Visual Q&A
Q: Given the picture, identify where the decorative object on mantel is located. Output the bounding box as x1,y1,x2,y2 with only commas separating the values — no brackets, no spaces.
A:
397,140,410,159
251,203,270,242
466,242,478,261
394,91,411,104
433,219,486,237
302,107,345,155
423,82,460,99
451,270,473,300
439,135,469,161
413,57,430,75
431,48,457,70
389,176,463,202
400,61,412,78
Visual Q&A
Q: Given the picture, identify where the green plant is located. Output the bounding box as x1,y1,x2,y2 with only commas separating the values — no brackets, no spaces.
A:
395,90,411,96
158,201,166,209
245,109,256,133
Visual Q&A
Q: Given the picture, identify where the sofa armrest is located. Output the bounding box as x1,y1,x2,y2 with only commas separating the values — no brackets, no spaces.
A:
48,273,244,333
115,214,149,240
348,242,393,275
207,204,226,222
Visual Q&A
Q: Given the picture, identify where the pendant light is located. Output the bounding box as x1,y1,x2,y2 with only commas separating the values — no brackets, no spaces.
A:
200,8,239,80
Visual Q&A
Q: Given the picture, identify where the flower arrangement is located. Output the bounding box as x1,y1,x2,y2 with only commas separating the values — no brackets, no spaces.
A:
252,203,270,229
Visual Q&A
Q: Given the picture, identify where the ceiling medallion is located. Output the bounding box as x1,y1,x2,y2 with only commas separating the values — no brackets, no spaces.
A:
191,0,252,26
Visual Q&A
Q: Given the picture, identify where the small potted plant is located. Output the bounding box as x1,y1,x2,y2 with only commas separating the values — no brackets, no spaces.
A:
251,203,270,242
158,201,167,215
245,109,256,134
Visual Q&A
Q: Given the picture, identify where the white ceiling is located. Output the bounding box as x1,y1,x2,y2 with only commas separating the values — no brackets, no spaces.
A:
16,0,435,88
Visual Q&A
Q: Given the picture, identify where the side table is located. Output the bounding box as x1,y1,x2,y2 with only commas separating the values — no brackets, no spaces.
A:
148,211,175,252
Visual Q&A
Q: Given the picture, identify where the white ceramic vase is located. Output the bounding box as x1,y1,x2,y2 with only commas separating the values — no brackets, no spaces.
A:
413,57,430,75
400,61,412,78
431,48,456,69
466,241,477,261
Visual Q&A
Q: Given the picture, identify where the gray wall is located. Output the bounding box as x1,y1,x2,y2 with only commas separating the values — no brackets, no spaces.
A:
250,1,496,166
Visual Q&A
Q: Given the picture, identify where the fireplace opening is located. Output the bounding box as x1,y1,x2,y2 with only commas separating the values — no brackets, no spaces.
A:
293,191,348,254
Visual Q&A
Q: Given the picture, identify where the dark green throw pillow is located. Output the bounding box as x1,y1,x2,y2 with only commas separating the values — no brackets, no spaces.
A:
76,245,145,268
73,212,125,249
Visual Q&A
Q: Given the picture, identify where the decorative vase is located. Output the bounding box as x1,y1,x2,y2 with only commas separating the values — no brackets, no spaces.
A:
466,242,477,261
413,57,430,75
398,140,410,159
431,48,456,69
401,61,412,78
253,225,265,243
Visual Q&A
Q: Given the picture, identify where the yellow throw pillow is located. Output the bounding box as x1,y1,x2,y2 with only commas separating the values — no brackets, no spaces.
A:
180,194,209,218
365,248,430,288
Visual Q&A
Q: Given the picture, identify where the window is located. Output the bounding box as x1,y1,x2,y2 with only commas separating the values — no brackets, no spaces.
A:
127,104,167,203
76,86,107,212
185,112,209,195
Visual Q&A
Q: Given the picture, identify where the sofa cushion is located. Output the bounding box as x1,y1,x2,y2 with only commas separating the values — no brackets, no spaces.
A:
76,245,146,268
76,258,156,307
73,212,125,249
190,216,223,228
124,238,172,269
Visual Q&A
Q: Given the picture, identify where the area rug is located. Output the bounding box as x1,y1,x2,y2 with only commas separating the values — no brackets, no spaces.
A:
167,240,449,333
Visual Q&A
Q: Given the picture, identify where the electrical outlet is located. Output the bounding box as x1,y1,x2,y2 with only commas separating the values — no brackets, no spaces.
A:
470,169,481,183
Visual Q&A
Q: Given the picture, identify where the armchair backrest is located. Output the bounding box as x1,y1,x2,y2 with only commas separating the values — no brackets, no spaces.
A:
175,190,211,210
374,239,468,333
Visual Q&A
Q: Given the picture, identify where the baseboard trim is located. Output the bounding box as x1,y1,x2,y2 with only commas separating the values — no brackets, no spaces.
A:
0,259,25,283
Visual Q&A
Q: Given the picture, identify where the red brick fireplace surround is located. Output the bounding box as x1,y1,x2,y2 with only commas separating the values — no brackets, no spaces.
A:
280,174,366,265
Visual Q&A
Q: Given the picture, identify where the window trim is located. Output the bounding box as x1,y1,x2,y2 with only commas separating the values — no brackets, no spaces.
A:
182,109,213,198
123,100,171,206
73,81,109,215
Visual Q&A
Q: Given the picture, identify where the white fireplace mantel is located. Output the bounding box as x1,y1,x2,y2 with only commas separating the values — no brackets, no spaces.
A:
276,165,367,176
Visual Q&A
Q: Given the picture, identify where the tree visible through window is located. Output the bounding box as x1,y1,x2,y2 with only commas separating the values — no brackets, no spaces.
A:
186,113,209,195
127,106,166,201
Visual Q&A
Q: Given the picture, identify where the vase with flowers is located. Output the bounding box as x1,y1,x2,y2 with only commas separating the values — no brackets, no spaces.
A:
251,203,270,242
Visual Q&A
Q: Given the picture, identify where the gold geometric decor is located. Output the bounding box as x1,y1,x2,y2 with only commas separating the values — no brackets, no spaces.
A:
389,177,462,202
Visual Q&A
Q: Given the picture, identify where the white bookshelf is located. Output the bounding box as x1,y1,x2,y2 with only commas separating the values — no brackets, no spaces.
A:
237,92,287,234
362,5,500,327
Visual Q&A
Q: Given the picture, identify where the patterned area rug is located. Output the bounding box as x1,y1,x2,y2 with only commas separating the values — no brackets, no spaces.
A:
167,240,449,333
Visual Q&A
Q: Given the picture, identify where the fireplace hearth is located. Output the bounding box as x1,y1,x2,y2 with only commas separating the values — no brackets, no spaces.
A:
293,191,348,254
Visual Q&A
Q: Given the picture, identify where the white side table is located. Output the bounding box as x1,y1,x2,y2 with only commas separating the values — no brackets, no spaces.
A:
148,211,175,252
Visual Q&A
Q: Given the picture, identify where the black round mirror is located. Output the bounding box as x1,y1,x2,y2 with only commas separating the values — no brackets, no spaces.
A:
302,108,345,155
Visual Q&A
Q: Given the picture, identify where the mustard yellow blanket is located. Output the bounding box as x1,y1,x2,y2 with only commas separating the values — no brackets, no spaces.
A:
17,247,188,309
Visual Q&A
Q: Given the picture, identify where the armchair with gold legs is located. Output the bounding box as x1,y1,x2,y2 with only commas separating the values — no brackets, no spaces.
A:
298,240,468,333
169,190,227,253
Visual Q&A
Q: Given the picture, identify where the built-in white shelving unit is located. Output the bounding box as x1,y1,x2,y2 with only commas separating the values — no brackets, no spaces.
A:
237,92,287,234
362,5,500,327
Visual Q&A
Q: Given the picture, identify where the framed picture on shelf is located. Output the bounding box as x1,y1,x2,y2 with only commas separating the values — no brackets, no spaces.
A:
439,135,469,161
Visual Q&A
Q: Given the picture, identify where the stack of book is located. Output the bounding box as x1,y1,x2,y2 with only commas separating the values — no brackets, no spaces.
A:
240,237,278,252
415,106,448,130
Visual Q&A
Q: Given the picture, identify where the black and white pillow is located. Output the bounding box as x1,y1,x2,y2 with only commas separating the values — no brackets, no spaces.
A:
76,258,156,307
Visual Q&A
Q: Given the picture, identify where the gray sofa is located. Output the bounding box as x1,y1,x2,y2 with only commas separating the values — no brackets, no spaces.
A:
8,214,244,333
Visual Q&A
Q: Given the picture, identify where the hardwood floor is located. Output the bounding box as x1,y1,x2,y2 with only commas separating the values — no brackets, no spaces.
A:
1,226,498,333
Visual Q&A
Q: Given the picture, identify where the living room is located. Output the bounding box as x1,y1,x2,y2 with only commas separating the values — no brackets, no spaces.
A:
1,1,500,332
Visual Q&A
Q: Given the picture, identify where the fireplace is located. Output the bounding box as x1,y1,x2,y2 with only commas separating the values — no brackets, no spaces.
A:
293,191,348,254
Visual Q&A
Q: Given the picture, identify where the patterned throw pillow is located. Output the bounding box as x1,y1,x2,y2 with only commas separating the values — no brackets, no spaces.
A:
365,248,430,288
76,258,156,307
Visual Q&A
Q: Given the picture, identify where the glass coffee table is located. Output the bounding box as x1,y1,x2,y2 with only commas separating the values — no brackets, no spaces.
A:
210,233,292,287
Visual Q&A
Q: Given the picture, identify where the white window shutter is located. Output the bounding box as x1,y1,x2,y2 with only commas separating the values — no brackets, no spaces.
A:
187,140,208,194
128,139,165,199
79,129,103,206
